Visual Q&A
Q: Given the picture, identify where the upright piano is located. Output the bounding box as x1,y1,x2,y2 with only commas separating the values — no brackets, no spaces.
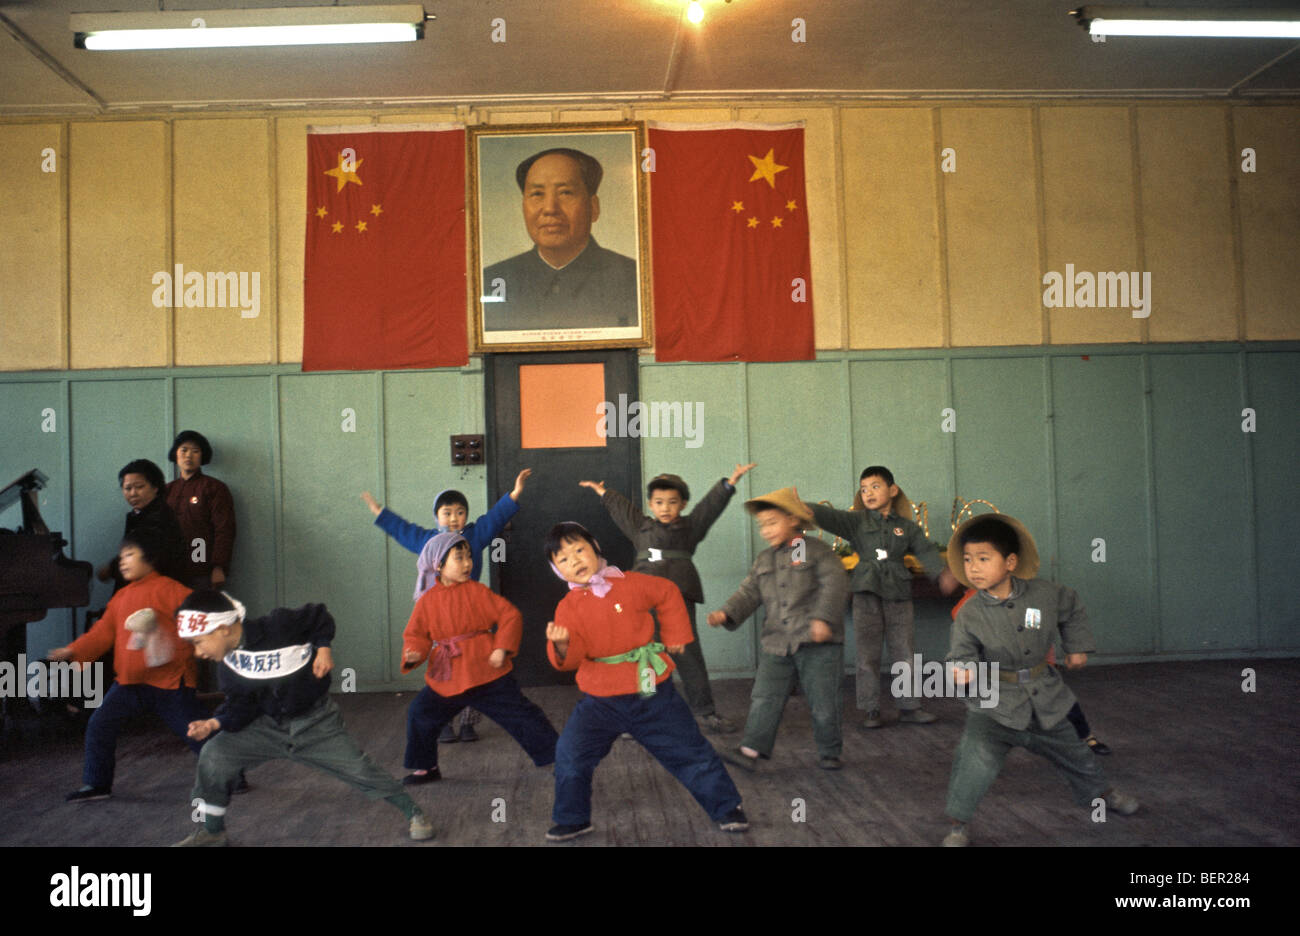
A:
0,469,94,684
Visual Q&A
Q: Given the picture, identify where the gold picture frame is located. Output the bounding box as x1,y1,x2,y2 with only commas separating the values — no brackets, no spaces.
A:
468,122,653,353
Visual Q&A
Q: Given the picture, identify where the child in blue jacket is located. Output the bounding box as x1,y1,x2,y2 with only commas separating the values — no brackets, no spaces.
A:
362,468,531,740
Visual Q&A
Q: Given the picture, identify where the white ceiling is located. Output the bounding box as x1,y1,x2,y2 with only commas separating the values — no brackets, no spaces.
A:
1,0,1298,115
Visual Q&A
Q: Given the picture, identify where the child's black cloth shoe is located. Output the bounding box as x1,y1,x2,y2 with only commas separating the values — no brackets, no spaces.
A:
65,785,111,803
402,767,442,786
718,808,749,832
546,823,594,842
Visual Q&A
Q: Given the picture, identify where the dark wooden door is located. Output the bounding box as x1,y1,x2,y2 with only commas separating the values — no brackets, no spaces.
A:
484,350,640,686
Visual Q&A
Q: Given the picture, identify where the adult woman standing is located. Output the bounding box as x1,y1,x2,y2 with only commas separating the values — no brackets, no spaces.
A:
165,431,237,590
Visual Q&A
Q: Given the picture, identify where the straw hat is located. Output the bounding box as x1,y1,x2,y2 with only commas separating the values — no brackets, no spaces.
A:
745,487,813,523
946,512,1040,587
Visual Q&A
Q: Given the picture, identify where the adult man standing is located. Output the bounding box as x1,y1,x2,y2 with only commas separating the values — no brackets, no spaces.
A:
482,148,638,332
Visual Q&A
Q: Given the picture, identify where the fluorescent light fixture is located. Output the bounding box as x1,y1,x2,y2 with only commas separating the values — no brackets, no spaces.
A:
72,5,427,50
1073,6,1300,39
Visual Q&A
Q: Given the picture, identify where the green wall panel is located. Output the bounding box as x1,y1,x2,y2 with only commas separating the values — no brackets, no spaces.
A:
69,379,168,614
1051,356,1154,655
381,368,487,690
278,373,388,684
951,358,1053,565
1150,354,1253,652
1245,352,1300,650
173,375,278,618
641,362,755,675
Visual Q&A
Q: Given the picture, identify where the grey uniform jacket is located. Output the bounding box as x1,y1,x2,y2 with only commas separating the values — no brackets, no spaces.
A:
719,536,849,656
809,503,944,600
946,576,1096,731
601,479,734,604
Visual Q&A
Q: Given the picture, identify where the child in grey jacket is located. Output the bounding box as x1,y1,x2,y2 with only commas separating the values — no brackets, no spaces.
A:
708,487,849,770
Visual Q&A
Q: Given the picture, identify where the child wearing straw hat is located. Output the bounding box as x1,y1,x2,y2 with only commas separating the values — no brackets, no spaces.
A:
707,488,850,770
942,513,1138,847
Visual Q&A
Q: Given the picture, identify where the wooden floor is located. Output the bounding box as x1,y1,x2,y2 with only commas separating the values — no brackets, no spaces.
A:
1,658,1296,847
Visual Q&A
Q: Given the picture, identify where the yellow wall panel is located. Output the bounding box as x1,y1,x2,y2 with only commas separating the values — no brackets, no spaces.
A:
485,111,553,125
0,123,65,370
1235,106,1300,340
1040,107,1143,344
943,107,1042,347
173,119,274,365
1137,106,1237,342
68,121,168,369
275,116,315,363
736,106,843,349
841,107,944,349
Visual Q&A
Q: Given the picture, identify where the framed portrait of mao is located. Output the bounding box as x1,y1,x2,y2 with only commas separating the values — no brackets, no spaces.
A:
469,122,652,352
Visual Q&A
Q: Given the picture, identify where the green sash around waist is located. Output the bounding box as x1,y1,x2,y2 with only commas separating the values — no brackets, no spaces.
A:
593,641,669,697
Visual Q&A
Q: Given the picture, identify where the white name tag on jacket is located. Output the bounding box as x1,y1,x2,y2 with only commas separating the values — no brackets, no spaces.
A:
1024,608,1042,629
223,643,313,679
875,548,888,561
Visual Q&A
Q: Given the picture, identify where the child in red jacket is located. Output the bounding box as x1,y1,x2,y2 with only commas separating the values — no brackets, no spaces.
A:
51,529,203,802
400,532,558,784
543,521,747,842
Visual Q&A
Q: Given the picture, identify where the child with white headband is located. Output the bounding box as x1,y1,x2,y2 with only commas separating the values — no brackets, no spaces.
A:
172,590,432,846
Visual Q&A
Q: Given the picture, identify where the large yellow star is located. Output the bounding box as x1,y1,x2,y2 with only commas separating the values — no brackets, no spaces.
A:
748,148,788,189
325,153,363,193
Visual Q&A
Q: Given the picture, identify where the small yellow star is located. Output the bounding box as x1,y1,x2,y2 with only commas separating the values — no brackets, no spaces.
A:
731,200,744,213
315,206,328,219
770,216,783,228
370,204,383,217
325,152,363,193
786,200,798,212
748,148,788,189
331,221,343,233
355,220,368,233
747,217,759,229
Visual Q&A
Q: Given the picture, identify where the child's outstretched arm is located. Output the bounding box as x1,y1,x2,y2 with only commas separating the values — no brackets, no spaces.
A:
793,485,862,541
509,468,533,502
582,480,644,542
361,491,382,516
685,463,756,544
712,565,764,631
369,498,436,555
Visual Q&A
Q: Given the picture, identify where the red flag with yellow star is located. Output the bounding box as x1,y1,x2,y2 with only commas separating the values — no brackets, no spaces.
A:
648,124,813,362
303,125,466,370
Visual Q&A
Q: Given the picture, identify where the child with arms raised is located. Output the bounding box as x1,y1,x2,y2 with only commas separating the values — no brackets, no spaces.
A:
362,468,532,742
578,462,754,733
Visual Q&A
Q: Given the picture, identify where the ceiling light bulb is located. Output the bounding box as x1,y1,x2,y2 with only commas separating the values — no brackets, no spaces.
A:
687,2,704,25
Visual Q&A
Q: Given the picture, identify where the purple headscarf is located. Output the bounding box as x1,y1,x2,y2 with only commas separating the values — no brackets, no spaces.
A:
415,531,468,599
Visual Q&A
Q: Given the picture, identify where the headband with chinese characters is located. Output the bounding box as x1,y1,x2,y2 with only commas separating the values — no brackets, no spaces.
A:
177,593,246,638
